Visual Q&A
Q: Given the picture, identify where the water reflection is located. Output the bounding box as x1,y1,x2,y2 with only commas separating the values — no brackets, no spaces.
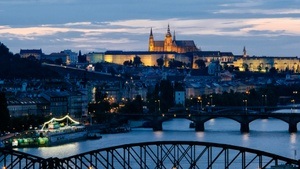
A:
290,133,296,144
154,131,163,139
16,118,300,160
243,133,249,141
196,131,204,136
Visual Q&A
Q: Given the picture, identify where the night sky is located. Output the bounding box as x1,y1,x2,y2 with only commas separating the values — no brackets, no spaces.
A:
1,0,300,56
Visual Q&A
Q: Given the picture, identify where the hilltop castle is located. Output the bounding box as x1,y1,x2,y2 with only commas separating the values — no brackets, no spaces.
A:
148,25,199,53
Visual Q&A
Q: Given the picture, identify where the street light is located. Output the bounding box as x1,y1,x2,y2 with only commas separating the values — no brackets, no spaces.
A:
200,99,203,110
291,99,295,113
293,91,297,105
197,96,201,112
155,100,161,112
158,100,160,112
243,99,248,112
262,95,267,106
210,95,213,106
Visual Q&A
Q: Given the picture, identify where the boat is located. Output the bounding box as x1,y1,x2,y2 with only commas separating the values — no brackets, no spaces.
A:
4,115,88,147
87,132,102,139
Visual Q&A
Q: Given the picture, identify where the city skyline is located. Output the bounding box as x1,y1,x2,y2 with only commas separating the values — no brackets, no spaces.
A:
0,0,300,56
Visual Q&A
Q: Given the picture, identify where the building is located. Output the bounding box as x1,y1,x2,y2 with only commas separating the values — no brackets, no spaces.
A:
148,25,199,53
234,56,300,73
7,97,49,117
62,50,78,65
86,52,104,64
68,91,86,118
104,51,186,67
187,51,234,69
20,49,43,60
43,52,68,64
41,91,69,117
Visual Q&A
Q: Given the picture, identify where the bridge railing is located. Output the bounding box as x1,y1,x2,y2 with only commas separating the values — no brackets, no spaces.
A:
1,141,299,169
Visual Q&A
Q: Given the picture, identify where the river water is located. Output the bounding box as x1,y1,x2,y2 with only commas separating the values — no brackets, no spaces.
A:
15,118,300,160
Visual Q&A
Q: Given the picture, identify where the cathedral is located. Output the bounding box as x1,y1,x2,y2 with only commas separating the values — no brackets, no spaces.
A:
148,25,199,53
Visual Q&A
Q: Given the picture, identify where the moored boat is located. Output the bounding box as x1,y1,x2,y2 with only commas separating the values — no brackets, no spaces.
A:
87,132,102,139
4,115,88,148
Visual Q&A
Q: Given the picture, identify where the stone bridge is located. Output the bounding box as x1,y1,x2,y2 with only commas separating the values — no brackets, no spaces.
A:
121,106,300,133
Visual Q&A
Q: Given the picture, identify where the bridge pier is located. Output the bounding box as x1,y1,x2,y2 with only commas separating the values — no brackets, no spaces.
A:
289,123,297,133
240,123,249,133
194,122,205,131
152,120,163,131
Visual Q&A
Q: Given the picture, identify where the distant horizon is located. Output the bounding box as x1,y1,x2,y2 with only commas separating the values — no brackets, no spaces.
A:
1,0,300,56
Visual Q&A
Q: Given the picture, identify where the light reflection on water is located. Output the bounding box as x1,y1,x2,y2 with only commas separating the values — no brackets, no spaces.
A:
16,118,300,160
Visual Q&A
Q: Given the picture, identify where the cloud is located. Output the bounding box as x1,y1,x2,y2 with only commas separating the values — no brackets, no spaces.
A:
1,17,300,54
219,1,263,8
1,18,300,39
215,9,300,15
0,0,76,4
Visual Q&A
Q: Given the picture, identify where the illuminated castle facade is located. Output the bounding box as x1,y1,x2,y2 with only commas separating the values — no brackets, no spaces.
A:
148,25,199,53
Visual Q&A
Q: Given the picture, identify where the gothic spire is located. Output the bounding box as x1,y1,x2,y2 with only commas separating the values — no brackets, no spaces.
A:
166,24,172,37
243,46,247,57
173,30,176,41
150,27,153,37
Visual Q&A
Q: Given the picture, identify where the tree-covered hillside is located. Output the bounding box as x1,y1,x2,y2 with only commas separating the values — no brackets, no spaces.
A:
0,42,61,79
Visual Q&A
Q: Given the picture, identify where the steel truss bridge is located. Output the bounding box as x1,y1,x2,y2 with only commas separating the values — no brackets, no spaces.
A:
1,141,299,169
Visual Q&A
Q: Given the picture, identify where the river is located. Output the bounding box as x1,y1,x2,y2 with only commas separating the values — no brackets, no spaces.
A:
15,118,300,160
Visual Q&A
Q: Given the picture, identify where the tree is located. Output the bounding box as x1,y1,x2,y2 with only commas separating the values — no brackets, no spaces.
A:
89,86,111,123
0,92,10,132
108,66,116,76
269,67,277,75
156,57,164,68
159,80,174,112
133,55,142,67
265,67,269,73
95,86,108,103
123,60,133,66
54,58,63,65
223,63,229,71
0,42,10,57
195,59,206,69
257,64,262,72
169,59,183,69
94,62,103,71
242,63,249,71
296,65,300,73
120,95,144,115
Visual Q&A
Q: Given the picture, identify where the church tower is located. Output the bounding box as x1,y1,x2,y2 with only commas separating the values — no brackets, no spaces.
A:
173,30,176,41
149,28,155,51
164,24,173,52
243,46,247,57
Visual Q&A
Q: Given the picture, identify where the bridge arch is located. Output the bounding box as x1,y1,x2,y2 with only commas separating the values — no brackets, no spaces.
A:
1,141,299,168
0,148,46,169
60,141,300,168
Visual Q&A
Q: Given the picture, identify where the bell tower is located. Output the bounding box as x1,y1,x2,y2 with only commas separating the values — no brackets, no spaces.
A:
149,28,155,51
164,24,173,52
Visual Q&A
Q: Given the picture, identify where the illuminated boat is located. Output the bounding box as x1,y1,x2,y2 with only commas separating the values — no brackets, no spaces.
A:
5,115,88,147
38,115,88,146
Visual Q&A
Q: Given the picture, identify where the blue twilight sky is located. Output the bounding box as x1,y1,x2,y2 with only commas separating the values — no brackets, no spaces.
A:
0,0,300,56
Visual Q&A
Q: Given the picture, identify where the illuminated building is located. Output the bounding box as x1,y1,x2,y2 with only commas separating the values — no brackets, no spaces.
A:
103,51,190,67
148,25,199,53
234,56,300,72
233,47,300,72
20,49,43,60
